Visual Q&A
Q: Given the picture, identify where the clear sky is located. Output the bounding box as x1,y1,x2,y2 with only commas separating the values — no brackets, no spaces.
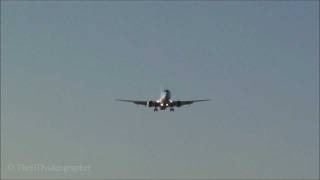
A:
1,1,319,179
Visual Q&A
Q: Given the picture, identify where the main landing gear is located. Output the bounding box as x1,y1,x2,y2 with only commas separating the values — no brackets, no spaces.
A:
153,107,174,112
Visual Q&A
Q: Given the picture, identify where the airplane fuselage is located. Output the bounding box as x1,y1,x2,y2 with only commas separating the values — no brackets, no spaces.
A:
158,89,172,109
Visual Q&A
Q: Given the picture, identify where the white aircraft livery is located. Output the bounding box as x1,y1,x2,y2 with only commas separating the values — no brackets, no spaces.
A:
116,89,210,112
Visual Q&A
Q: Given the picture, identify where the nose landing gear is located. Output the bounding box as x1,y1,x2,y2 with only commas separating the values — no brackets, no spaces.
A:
154,107,158,112
170,108,174,112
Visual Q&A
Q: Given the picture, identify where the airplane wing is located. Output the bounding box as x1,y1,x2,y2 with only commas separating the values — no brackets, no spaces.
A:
172,99,210,107
116,99,148,106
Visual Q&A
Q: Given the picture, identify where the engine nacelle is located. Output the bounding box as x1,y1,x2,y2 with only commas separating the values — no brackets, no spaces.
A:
147,101,154,107
176,101,182,107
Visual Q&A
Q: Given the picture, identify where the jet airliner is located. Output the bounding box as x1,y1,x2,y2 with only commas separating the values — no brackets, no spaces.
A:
116,89,210,112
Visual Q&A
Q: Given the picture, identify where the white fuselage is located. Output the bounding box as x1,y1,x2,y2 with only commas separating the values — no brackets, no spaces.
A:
157,89,172,107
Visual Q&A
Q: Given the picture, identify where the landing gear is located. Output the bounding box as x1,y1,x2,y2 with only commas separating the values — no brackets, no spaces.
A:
170,108,174,112
154,107,158,112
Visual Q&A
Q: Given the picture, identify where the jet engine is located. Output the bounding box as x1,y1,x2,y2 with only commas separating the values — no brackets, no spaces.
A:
176,101,182,107
147,101,155,107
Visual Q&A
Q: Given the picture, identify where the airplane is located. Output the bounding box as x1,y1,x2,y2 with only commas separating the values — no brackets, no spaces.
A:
116,89,210,112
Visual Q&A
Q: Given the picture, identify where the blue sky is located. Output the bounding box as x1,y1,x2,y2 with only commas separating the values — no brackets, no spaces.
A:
1,1,319,179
